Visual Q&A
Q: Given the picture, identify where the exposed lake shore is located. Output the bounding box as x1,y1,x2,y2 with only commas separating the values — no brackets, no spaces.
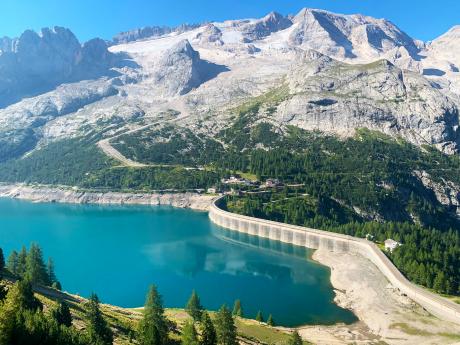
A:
0,184,215,211
1,183,459,344
297,249,460,345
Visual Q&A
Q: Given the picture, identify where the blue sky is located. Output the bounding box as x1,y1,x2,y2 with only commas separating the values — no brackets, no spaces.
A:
0,0,459,42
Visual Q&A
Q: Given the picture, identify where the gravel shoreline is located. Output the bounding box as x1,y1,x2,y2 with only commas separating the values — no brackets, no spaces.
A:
297,249,460,344
0,184,215,211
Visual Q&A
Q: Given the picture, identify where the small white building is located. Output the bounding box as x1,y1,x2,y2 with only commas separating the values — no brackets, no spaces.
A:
264,178,281,188
207,187,217,194
384,239,401,252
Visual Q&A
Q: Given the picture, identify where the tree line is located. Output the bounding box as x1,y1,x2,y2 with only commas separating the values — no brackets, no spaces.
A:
3,244,61,290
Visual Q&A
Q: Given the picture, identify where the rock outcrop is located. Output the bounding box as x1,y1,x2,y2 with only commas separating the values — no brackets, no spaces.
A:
414,170,460,217
153,40,216,96
275,57,460,152
194,24,224,46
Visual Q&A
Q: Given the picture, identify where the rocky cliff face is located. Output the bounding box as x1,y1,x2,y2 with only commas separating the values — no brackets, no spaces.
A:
0,36,13,53
276,57,460,152
153,39,214,96
242,11,292,42
413,171,460,217
0,27,116,108
289,9,419,60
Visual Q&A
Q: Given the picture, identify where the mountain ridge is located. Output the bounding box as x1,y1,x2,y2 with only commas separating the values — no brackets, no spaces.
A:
0,7,459,165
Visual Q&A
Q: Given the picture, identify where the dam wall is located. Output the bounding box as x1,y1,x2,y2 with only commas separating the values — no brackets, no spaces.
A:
209,198,460,325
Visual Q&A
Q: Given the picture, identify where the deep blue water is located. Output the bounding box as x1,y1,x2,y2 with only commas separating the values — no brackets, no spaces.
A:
0,198,356,326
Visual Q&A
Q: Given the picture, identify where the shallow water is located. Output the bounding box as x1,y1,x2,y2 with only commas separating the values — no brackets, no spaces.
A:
0,198,356,326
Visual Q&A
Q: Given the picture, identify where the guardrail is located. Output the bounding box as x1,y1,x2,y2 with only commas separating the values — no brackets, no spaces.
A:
209,197,460,325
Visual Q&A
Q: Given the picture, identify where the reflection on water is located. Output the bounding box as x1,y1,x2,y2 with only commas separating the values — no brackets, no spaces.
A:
0,199,357,326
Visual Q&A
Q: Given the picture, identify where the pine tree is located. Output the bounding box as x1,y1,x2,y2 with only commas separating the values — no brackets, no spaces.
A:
288,331,302,345
6,250,18,275
47,257,57,285
186,290,203,322
86,293,113,345
267,314,275,327
18,245,27,277
232,299,243,317
52,281,62,291
52,301,72,327
255,311,263,323
25,243,49,285
181,321,199,345
0,248,4,272
200,311,217,345
138,285,169,345
15,279,42,311
433,272,446,293
214,305,237,345
0,281,87,345
0,280,42,343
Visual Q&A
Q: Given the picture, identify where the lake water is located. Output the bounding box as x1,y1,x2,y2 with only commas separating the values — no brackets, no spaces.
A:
0,198,356,326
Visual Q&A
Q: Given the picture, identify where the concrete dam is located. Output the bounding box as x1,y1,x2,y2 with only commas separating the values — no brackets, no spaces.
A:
209,197,460,325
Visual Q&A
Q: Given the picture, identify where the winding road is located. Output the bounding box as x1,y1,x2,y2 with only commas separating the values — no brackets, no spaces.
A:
97,100,191,168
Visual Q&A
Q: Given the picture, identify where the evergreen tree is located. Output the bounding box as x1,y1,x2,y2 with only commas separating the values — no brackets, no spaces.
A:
52,301,72,327
200,312,217,345
288,331,302,345
18,245,28,277
181,321,199,345
433,272,446,293
186,290,203,322
16,279,42,311
138,285,169,345
85,293,113,345
47,257,57,285
52,281,62,291
232,300,243,317
214,305,237,345
267,314,275,327
255,311,263,323
0,284,7,302
0,248,4,272
6,250,18,276
25,243,49,285
0,282,25,344
0,281,87,345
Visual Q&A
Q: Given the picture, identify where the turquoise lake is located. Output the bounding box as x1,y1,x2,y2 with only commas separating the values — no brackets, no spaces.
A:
0,198,356,326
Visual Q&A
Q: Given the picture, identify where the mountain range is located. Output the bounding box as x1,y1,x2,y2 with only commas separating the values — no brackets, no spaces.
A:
0,8,459,157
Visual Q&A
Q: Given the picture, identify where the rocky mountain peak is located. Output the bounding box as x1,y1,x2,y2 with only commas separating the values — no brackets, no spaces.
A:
194,24,223,46
242,11,292,42
153,39,203,96
0,26,116,108
289,8,418,60
112,23,202,45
